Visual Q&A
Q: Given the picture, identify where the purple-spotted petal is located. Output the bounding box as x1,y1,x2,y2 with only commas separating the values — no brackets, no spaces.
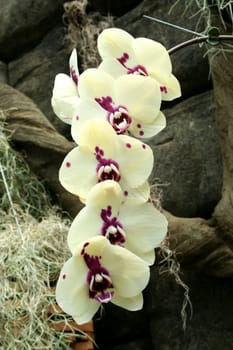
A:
59,146,97,198
98,58,127,78
161,74,181,101
69,49,79,85
133,37,172,77
68,181,124,253
97,28,135,61
130,112,166,139
78,68,115,100
111,293,143,311
56,256,100,324
120,180,150,203
118,135,154,188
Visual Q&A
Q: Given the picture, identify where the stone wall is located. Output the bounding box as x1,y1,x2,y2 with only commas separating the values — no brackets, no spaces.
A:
0,1,232,350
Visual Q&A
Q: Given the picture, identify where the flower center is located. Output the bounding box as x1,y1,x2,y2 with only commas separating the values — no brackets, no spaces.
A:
82,245,114,303
101,206,126,246
95,147,121,182
107,107,132,134
95,96,131,134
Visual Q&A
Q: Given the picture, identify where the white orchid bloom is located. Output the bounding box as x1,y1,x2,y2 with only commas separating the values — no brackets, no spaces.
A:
67,180,168,265
56,236,150,324
51,49,79,124
71,68,165,140
97,28,181,101
59,119,153,203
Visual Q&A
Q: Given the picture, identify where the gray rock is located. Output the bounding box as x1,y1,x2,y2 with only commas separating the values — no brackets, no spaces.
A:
149,90,222,218
8,25,70,135
0,0,63,61
0,62,8,84
115,0,211,99
88,0,142,16
148,267,233,350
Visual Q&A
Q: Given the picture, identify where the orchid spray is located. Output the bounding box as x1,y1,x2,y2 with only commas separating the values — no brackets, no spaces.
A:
52,28,181,324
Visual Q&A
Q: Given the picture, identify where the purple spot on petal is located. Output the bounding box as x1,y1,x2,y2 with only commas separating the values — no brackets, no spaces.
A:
137,123,141,128
62,274,66,280
124,190,128,197
126,143,131,148
139,130,144,136
66,162,71,168
160,86,168,94
142,144,146,149
76,115,79,121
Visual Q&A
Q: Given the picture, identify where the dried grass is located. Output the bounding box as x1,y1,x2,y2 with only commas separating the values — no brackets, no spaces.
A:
0,111,89,349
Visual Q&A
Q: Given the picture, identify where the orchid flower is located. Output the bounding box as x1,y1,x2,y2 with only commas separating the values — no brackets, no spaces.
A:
56,236,150,324
51,49,79,124
59,118,153,202
71,68,165,140
67,180,168,265
97,28,181,101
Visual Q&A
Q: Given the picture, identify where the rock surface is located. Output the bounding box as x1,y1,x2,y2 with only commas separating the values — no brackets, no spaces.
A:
1,0,232,350
8,26,70,135
149,90,222,218
0,0,63,61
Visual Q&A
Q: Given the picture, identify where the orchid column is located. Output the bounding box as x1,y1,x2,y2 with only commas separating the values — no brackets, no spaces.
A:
52,28,181,325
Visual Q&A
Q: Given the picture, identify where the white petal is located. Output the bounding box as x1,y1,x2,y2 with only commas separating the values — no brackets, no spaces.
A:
114,75,161,122
120,202,168,252
120,180,150,203
59,146,97,198
68,206,102,254
79,119,118,157
71,99,106,144
51,73,79,124
56,256,100,324
111,293,143,311
130,112,166,138
135,250,155,265
98,58,127,78
78,68,115,100
118,135,154,187
86,180,124,212
133,38,172,77
97,28,134,60
101,244,150,297
69,49,79,85
161,74,181,101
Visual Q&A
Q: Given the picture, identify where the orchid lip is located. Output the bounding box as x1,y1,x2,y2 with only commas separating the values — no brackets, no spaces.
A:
101,206,126,245
95,148,121,182
82,245,114,303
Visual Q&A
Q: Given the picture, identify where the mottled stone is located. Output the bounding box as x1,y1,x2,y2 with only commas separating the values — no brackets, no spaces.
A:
88,0,142,16
148,266,233,350
8,26,70,136
0,0,63,61
0,62,8,84
149,90,222,218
